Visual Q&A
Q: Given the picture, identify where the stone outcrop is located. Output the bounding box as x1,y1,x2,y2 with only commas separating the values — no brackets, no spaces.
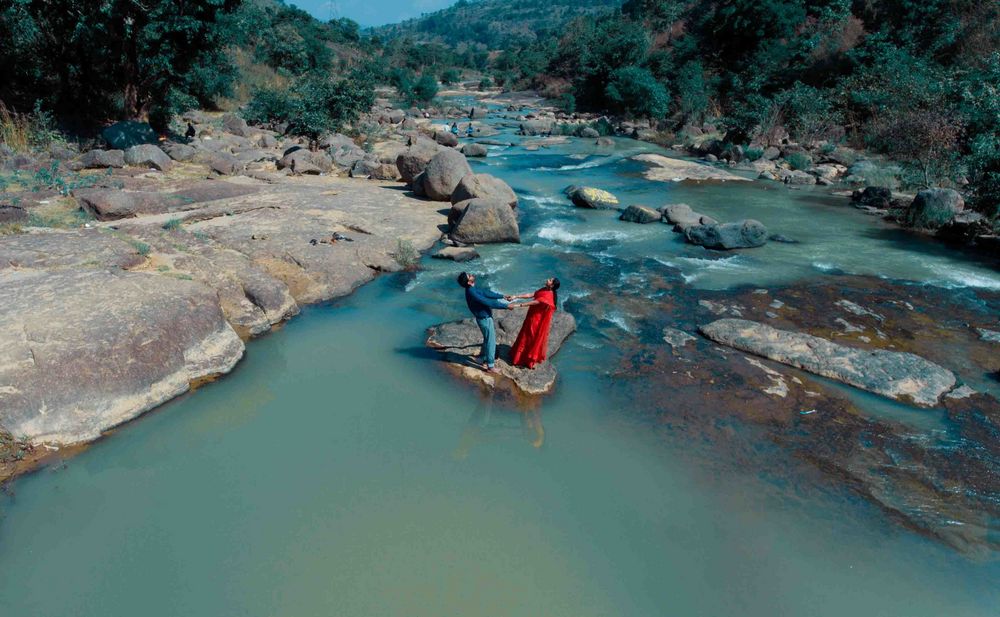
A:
461,143,487,157
395,139,441,184
633,153,750,183
619,205,661,224
426,310,576,395
450,173,518,209
684,219,768,249
699,318,957,406
568,186,619,209
79,149,125,169
450,199,520,244
422,149,472,201
661,203,718,231
904,188,965,229
124,144,173,172
0,269,245,445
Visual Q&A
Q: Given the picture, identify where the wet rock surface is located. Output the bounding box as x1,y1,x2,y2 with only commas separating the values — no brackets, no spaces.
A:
700,318,957,406
633,153,751,183
426,310,577,395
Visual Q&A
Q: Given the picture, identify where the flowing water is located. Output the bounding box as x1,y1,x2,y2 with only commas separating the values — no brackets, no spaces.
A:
1,105,999,616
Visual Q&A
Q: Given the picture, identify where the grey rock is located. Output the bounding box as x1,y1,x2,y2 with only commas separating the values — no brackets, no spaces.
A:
685,220,769,250
423,149,473,201
124,144,173,171
208,152,243,176
782,169,817,185
579,127,600,138
101,121,157,150
853,186,893,209
0,269,244,445
619,205,661,224
426,310,576,395
450,199,520,244
450,173,517,209
435,130,459,147
164,143,197,162
661,203,718,231
700,318,957,407
79,149,125,169
519,119,554,136
904,188,965,229
0,229,144,269
395,140,441,184
222,114,252,137
432,246,480,262
0,204,29,224
662,327,696,350
461,142,488,157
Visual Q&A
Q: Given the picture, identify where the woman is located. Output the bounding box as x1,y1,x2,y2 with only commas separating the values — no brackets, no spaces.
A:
508,278,560,369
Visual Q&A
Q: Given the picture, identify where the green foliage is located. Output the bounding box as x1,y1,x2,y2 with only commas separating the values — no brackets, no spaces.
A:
162,218,184,231
0,0,240,123
605,66,669,119
440,68,462,85
786,152,812,171
478,77,493,90
245,72,375,141
745,147,764,161
410,74,439,105
560,93,577,115
394,238,419,270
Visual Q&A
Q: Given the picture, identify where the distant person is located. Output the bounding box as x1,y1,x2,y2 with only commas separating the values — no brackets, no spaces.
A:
185,122,196,139
451,122,459,135
507,278,560,369
465,123,474,137
457,272,513,373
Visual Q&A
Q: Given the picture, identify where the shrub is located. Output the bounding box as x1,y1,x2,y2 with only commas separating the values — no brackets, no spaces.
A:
478,77,492,90
394,238,419,270
786,152,812,170
745,147,764,161
440,68,461,85
0,101,61,152
244,72,375,141
0,223,24,235
560,92,576,114
604,66,669,119
162,218,183,231
410,74,439,105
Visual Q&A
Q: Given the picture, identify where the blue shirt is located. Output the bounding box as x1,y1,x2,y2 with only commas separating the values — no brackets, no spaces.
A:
465,286,507,319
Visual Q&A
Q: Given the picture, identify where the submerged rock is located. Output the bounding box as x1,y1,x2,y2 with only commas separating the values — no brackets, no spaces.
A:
432,246,480,262
426,310,576,395
0,269,244,445
699,318,957,406
685,220,768,250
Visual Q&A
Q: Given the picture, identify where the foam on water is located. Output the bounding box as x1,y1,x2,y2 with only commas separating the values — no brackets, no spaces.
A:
531,157,617,172
535,222,630,245
926,263,1000,290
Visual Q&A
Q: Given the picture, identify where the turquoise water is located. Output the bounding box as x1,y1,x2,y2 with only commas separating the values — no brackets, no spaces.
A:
1,108,999,615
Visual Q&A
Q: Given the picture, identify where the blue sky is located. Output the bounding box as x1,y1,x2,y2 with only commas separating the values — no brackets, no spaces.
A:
291,0,458,28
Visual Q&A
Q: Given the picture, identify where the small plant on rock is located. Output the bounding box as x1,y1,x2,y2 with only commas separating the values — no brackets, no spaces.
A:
786,152,812,171
394,238,419,271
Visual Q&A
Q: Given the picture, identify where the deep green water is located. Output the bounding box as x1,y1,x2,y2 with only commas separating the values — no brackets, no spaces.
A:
1,107,998,616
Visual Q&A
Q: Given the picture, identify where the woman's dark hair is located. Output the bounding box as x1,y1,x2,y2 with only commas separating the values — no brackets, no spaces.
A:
457,272,471,288
549,277,561,308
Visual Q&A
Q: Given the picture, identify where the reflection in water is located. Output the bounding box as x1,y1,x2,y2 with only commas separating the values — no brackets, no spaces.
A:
454,393,545,460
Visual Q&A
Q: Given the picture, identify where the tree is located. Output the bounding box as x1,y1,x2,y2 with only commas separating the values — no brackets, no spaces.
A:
605,66,669,119
411,74,439,105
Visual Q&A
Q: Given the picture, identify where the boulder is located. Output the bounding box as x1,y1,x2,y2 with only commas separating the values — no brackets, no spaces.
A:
904,188,965,229
435,130,459,147
349,157,382,178
462,142,488,157
0,269,244,445
699,319,957,407
432,246,480,262
423,149,473,201
259,134,278,149
387,109,405,124
277,149,329,175
937,211,991,244
318,133,355,151
762,146,781,160
0,204,29,225
853,186,893,209
661,203,718,231
208,152,242,176
164,143,197,162
395,140,441,184
450,173,517,209
450,199,520,244
425,310,576,395
579,127,600,139
124,144,173,171
520,119,554,136
619,205,661,224
782,169,817,185
221,114,251,137
101,121,157,150
684,220,769,250
79,149,125,169
596,137,614,147
568,186,619,209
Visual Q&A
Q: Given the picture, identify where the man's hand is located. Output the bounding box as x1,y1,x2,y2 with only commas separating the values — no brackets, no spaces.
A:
504,295,513,301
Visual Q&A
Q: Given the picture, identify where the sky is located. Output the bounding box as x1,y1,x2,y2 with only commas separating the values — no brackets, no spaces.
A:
291,0,458,28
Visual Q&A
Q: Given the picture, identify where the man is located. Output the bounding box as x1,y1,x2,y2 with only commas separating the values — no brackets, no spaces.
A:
457,272,512,373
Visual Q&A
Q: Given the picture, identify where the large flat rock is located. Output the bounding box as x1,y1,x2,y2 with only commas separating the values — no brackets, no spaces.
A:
0,269,244,445
699,318,957,406
633,153,751,183
0,229,144,270
426,310,576,395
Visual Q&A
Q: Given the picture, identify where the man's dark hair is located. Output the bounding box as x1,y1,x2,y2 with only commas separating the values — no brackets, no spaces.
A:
457,272,471,288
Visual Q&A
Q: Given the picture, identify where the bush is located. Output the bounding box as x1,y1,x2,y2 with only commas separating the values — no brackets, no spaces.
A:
745,147,764,161
605,66,669,119
478,77,492,90
394,238,419,270
0,101,61,152
786,152,812,170
560,92,576,114
244,72,375,141
440,68,461,85
162,218,183,231
410,74,439,105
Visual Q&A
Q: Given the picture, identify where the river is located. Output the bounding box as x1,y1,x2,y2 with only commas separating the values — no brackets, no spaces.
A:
1,102,998,616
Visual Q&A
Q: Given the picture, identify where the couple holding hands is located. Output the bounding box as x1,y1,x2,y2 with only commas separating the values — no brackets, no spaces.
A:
457,272,561,373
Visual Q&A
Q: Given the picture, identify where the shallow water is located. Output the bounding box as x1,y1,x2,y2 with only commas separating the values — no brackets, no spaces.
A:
1,106,999,615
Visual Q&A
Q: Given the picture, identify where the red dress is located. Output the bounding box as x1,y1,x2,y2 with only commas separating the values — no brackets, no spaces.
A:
510,289,556,369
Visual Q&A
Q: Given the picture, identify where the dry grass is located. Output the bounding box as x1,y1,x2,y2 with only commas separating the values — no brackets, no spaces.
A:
0,102,32,152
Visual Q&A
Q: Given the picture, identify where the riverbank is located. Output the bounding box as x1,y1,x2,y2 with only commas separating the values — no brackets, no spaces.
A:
0,126,449,482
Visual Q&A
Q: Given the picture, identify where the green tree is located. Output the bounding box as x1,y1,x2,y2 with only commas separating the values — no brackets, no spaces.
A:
411,73,439,104
605,65,669,119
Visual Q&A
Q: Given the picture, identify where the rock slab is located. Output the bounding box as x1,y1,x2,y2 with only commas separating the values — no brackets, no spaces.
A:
699,318,957,406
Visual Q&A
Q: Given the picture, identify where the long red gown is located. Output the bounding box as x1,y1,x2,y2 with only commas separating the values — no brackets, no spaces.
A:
509,289,556,369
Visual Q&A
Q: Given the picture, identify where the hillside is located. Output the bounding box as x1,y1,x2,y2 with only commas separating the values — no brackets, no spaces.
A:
372,0,622,49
